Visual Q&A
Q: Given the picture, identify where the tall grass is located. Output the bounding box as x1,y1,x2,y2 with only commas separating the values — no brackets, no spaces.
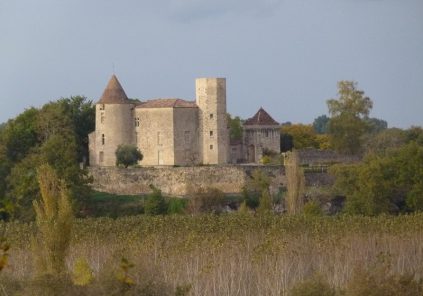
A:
285,150,305,214
1,214,423,295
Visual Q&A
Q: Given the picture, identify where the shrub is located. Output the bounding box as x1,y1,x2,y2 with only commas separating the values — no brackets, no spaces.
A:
290,274,336,296
115,145,143,168
144,188,167,215
186,187,225,214
303,201,323,217
257,189,273,214
167,198,187,215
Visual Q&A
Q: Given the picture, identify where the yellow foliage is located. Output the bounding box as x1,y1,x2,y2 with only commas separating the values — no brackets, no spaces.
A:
72,257,94,286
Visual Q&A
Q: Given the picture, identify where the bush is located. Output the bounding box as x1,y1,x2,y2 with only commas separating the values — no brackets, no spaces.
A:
115,145,143,168
303,201,323,217
186,187,225,214
144,188,167,216
167,198,187,215
290,274,336,296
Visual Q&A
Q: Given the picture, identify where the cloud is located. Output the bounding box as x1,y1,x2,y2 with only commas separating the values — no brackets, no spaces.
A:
166,0,283,22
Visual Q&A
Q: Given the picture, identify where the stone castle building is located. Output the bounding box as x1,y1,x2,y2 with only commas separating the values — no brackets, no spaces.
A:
89,75,280,166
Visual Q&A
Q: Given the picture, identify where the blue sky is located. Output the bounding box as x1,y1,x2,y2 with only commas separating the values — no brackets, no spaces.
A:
1,0,422,128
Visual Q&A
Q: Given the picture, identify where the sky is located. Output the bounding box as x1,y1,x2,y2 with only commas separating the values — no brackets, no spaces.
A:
1,0,422,128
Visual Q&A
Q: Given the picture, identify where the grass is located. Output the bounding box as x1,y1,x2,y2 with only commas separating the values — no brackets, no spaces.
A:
1,213,423,295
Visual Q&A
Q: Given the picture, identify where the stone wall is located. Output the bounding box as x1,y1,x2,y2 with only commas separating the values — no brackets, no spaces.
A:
298,148,361,165
88,165,332,196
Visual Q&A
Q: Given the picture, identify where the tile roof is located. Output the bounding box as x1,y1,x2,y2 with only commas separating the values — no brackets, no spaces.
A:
97,75,130,104
137,98,198,109
244,107,279,126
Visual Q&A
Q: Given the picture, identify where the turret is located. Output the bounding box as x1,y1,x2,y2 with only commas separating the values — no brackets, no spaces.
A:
196,78,228,164
92,75,135,166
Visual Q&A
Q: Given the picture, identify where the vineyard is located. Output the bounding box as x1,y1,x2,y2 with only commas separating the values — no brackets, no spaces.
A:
1,213,423,295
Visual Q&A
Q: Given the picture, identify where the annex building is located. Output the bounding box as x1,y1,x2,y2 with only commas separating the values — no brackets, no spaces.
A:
89,75,280,166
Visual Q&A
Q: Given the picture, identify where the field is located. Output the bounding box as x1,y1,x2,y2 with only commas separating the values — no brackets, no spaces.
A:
1,213,423,295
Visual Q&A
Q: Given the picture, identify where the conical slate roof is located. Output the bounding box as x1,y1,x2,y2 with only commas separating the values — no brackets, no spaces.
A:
244,107,279,126
97,75,129,104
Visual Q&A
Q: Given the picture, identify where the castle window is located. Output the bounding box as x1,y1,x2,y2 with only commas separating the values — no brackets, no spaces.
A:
210,113,214,119
210,130,213,137
101,134,105,145
210,144,213,150
100,112,105,124
99,104,105,110
135,117,140,127
99,151,104,162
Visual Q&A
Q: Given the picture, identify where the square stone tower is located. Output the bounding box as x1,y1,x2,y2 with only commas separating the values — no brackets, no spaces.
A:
196,78,229,164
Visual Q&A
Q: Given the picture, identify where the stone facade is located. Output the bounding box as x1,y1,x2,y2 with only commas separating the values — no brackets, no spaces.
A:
88,165,332,196
89,75,281,167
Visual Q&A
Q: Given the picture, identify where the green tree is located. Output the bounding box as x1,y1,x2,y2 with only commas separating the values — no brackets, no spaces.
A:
115,145,143,168
313,115,330,134
330,142,423,215
327,81,373,155
227,114,243,141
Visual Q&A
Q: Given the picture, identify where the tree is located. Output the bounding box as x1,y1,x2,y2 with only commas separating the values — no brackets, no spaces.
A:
330,142,423,215
115,145,143,168
313,115,330,134
32,164,73,277
285,150,305,215
281,124,318,149
327,81,373,155
227,114,243,141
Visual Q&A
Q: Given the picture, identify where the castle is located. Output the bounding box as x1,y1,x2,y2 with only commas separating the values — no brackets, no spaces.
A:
88,75,280,166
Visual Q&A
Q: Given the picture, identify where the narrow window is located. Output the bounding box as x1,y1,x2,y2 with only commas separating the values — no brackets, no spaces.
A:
100,112,105,124
210,130,213,137
99,151,104,162
210,113,214,119
210,144,213,150
101,134,105,145
135,117,140,127
99,104,105,110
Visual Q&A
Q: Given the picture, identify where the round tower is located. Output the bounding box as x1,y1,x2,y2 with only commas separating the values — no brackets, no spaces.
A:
93,75,135,166
195,78,228,164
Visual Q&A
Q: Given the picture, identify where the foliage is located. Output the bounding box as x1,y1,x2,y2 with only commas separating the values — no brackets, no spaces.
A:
363,128,407,156
257,189,273,214
345,259,423,296
0,236,9,272
167,198,187,215
260,155,271,164
313,114,330,134
290,274,336,296
187,187,225,214
144,187,167,215
32,164,73,277
0,97,94,221
227,114,243,141
330,142,423,215
115,145,143,168
281,124,320,149
72,257,94,286
2,214,423,295
364,117,388,134
285,151,305,215
327,81,373,155
303,200,323,217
